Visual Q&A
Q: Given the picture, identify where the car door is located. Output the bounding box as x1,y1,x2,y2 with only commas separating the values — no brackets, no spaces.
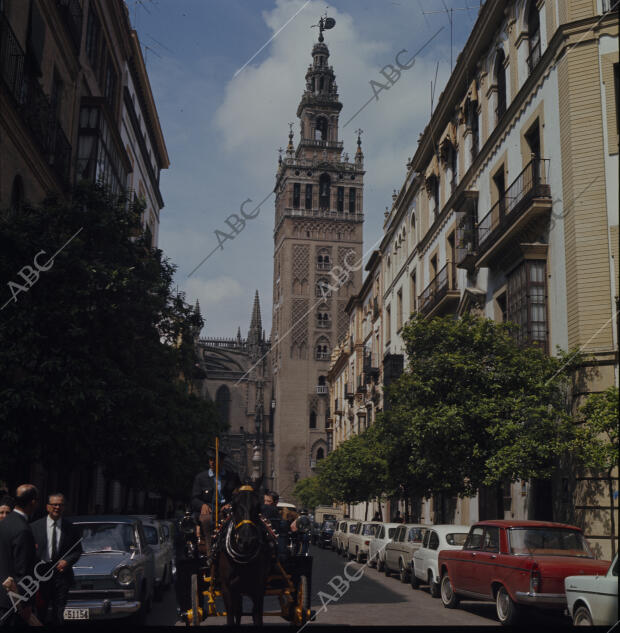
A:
456,525,484,591
470,526,500,597
387,526,404,570
414,530,431,581
426,530,440,581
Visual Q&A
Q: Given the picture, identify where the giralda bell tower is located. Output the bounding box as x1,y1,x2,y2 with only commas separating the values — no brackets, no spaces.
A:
271,18,365,501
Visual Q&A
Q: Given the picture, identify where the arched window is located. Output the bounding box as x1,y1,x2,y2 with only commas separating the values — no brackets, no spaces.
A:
10,175,24,212
215,385,231,426
316,447,324,460
494,49,506,122
315,117,328,140
309,411,317,429
527,2,541,72
317,248,331,270
315,337,330,360
316,278,331,298
319,173,331,209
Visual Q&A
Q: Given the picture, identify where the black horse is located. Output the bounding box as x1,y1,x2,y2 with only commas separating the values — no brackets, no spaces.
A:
217,476,274,625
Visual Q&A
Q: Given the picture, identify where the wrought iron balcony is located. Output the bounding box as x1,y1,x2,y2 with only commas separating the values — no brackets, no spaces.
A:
356,374,366,393
0,12,71,188
55,0,83,51
316,319,331,329
315,351,330,361
317,261,332,271
455,190,479,272
372,296,379,319
476,158,551,267
363,352,380,378
316,385,328,395
418,262,459,318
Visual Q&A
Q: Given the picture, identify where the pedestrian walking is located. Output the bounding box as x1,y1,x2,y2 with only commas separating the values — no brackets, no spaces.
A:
0,484,38,626
31,493,82,625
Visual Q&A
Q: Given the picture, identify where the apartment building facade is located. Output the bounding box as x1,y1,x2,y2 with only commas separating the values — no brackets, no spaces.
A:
329,0,618,555
0,0,170,514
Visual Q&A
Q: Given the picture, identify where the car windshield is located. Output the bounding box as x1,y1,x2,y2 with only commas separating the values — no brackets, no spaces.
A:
388,528,397,538
446,533,468,546
362,524,376,536
323,521,336,529
77,523,135,553
509,528,593,557
143,525,158,546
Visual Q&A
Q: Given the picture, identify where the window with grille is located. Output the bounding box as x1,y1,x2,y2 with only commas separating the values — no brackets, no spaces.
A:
507,260,547,351
337,186,344,213
348,188,356,213
305,184,313,209
293,183,300,208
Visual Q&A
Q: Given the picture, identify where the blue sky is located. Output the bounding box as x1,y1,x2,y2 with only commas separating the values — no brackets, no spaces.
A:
128,0,482,337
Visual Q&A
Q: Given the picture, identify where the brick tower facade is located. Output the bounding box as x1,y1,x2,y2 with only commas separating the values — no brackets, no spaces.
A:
271,32,365,502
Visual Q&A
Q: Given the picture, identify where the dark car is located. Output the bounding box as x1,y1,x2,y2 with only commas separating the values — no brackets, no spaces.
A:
318,520,337,549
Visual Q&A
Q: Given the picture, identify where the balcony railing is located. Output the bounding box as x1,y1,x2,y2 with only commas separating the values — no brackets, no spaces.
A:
284,208,363,221
418,262,458,317
316,352,330,361
300,138,344,150
317,261,332,270
316,385,328,395
363,352,380,378
477,158,550,259
56,0,83,51
527,40,541,75
0,12,71,188
317,320,331,329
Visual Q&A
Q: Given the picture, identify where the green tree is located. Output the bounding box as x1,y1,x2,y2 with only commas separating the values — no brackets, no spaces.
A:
317,426,387,515
293,475,332,510
572,386,619,557
0,183,223,500
380,314,578,500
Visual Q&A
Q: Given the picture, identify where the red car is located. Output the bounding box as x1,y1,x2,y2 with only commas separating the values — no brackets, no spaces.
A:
437,520,610,625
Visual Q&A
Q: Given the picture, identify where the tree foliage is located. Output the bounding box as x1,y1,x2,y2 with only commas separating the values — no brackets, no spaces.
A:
293,475,332,510
0,184,223,498
316,425,387,504
379,314,579,499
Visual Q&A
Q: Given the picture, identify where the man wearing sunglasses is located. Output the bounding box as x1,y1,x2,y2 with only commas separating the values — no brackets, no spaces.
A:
31,493,82,624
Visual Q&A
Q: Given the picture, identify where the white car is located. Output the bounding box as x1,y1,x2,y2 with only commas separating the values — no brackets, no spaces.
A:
368,523,400,570
565,554,618,626
136,517,174,601
411,524,469,597
384,524,427,582
347,521,380,562
337,520,360,557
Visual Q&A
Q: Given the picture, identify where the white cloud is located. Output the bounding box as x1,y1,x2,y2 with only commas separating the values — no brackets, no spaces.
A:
184,276,244,306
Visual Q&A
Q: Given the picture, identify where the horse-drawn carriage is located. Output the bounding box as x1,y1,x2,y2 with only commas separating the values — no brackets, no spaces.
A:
174,479,313,626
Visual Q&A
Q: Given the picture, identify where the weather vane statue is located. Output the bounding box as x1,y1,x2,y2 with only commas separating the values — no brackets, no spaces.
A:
312,11,336,42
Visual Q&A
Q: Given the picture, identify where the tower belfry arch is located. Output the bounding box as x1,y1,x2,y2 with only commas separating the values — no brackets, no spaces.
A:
270,18,365,500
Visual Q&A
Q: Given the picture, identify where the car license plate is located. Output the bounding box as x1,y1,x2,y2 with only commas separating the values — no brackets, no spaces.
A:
63,608,89,620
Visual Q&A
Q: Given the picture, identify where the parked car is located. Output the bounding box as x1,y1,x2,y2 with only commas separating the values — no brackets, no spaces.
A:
334,520,359,556
64,515,155,623
368,523,400,570
411,525,469,597
310,521,320,545
565,554,618,626
438,520,610,626
347,521,380,562
317,519,338,549
332,519,346,552
133,517,174,601
159,519,177,580
384,524,427,582
314,505,344,524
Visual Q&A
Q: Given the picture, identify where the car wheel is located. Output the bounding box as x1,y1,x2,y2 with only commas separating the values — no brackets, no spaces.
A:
496,585,520,625
410,564,420,589
440,573,459,609
429,572,440,598
130,585,148,625
398,560,409,584
572,605,593,626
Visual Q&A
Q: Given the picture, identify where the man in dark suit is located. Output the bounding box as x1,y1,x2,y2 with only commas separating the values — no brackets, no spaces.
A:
31,493,82,625
0,484,38,626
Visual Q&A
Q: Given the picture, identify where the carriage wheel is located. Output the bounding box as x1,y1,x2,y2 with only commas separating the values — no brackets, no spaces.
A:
293,575,310,626
189,573,202,626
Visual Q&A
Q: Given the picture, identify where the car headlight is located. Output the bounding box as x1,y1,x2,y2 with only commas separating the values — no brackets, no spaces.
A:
115,566,134,586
